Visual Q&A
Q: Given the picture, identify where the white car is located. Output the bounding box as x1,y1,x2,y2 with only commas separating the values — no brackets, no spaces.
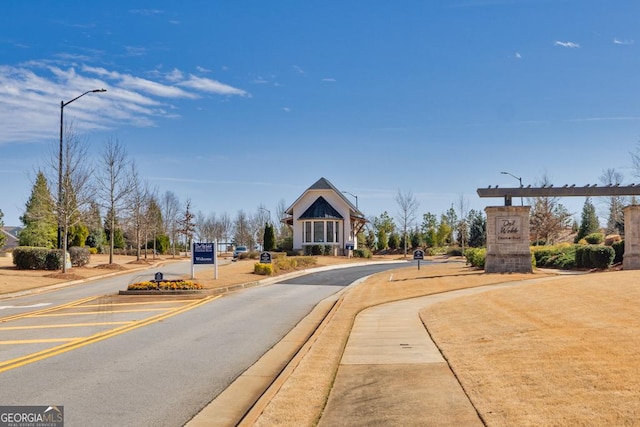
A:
232,245,248,260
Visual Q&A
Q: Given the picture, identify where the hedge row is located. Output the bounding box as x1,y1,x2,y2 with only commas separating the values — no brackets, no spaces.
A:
575,245,615,269
13,247,63,270
13,246,91,270
254,255,318,275
532,244,576,270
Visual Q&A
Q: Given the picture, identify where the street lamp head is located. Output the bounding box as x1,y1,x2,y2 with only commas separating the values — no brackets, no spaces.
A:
92,89,107,93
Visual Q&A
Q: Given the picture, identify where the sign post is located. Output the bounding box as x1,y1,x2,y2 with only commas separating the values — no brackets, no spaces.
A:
192,242,217,279
259,251,272,264
413,249,424,270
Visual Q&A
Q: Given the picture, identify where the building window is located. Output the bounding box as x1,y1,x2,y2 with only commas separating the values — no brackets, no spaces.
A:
314,221,324,242
335,221,340,243
305,221,312,243
326,222,334,243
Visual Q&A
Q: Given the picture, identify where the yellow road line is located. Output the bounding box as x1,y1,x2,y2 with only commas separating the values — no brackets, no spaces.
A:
79,300,200,308
28,308,169,317
0,338,82,345
0,321,131,331
0,295,219,374
0,296,99,323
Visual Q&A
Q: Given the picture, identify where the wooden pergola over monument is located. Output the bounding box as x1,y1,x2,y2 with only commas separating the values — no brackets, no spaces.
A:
477,184,640,271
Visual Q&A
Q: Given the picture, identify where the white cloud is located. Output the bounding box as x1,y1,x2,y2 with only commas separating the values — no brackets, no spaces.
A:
613,38,634,45
130,9,164,16
322,77,336,82
0,60,249,145
293,65,305,75
515,52,522,59
282,107,291,113
179,75,249,96
554,41,580,48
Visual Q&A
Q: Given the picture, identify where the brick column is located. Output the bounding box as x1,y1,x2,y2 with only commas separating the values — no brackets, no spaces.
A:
485,206,532,273
623,205,640,270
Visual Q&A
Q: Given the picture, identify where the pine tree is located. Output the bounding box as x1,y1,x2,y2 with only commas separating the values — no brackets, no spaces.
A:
575,197,600,242
263,222,276,251
467,209,486,248
19,171,57,248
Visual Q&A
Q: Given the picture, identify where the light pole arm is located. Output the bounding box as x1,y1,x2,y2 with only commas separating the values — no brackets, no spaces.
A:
342,191,358,209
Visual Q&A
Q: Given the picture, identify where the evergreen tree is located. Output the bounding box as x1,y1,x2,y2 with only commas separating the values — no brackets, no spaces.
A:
575,197,600,242
263,222,276,251
85,202,105,250
388,232,400,250
421,212,438,248
467,209,487,248
19,171,57,248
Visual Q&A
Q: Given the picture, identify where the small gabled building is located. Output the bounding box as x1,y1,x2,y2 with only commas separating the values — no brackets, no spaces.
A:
282,177,366,255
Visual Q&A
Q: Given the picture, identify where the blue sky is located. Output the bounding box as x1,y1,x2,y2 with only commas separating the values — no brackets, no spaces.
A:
2,1,640,227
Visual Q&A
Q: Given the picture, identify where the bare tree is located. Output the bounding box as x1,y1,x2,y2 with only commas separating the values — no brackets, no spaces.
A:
143,192,162,258
395,189,419,257
126,162,150,261
219,212,232,249
599,168,625,235
253,204,270,251
51,122,94,272
161,191,180,257
275,198,292,242
95,138,131,264
233,210,253,248
455,194,469,253
528,173,572,244
177,198,196,254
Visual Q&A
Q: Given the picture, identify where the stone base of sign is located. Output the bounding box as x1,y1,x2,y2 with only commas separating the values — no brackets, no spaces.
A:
485,253,532,273
623,205,640,270
485,206,532,273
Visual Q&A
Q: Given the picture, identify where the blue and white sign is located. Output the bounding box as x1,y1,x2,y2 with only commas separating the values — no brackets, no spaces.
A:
193,242,215,264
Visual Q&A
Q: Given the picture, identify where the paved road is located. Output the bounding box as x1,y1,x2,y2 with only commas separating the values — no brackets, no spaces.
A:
0,261,407,426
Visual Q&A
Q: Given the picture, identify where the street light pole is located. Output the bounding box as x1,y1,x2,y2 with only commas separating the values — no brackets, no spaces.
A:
501,171,523,206
342,191,358,209
58,89,106,250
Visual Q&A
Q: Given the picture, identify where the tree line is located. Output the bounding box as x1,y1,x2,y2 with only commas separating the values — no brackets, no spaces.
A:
14,127,292,265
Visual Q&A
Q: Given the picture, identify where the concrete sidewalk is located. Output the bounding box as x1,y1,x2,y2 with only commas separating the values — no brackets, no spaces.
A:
317,294,483,426
317,278,561,426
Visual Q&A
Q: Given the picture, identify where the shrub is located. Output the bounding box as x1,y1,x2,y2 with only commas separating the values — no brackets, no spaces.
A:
447,247,463,256
464,247,486,269
45,251,64,270
589,245,615,269
254,263,274,275
69,246,90,267
127,280,203,290
88,247,98,255
575,245,589,269
353,248,372,258
531,244,575,270
12,247,62,270
584,233,604,244
612,240,624,264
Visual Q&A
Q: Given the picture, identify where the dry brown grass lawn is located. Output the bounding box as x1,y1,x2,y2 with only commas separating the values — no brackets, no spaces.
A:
422,269,640,426
254,260,547,426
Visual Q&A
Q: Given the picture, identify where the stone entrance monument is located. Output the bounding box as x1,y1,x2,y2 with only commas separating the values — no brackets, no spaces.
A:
485,206,532,273
623,205,640,270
